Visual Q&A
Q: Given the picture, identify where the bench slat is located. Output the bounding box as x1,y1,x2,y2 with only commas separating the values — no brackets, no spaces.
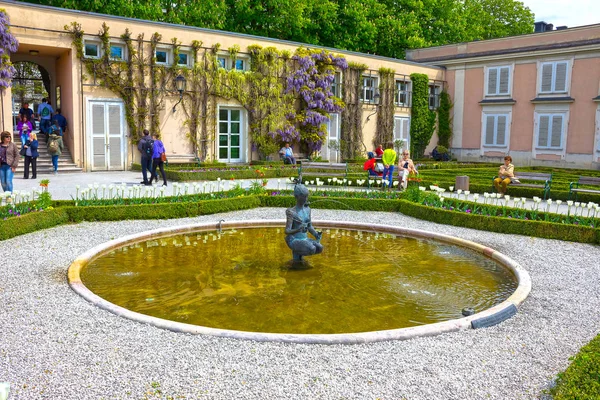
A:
571,188,600,194
577,177,600,186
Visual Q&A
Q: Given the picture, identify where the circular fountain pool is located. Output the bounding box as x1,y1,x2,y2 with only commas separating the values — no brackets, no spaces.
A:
69,220,530,343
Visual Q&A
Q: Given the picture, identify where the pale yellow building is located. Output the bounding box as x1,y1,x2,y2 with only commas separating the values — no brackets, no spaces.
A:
1,0,444,171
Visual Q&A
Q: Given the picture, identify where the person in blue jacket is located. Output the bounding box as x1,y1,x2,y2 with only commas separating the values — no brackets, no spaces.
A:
23,132,39,179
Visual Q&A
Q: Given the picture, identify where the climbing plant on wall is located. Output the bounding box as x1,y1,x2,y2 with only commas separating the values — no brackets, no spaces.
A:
374,67,395,148
283,48,347,156
409,73,436,159
437,90,452,148
341,62,367,160
0,9,18,90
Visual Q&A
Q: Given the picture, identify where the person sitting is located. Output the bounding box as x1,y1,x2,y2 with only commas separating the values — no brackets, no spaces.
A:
374,144,384,157
363,152,383,176
279,143,296,165
397,150,418,190
493,155,515,195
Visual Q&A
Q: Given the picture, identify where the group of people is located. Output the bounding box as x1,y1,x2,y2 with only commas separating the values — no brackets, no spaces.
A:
363,142,418,190
17,98,67,176
137,129,168,186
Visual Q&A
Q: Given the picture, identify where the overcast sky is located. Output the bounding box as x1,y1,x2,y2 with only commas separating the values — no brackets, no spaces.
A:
522,0,600,28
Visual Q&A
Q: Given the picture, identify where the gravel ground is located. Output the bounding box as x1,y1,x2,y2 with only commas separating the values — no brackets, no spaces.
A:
1,208,599,400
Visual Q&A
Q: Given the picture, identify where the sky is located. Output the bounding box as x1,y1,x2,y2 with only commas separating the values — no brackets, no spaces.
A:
522,0,600,28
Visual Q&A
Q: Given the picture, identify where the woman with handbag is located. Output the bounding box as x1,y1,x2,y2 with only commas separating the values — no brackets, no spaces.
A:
150,133,168,186
23,132,39,179
0,131,19,193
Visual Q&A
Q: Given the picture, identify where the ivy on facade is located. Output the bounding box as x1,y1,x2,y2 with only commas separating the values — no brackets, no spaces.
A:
437,90,452,148
340,62,367,160
374,67,395,148
409,73,437,159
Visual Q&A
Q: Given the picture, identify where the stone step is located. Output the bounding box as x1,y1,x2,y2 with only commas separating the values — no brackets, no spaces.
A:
13,131,82,174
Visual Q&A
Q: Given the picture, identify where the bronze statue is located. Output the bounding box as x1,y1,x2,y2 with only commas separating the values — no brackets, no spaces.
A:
285,184,323,261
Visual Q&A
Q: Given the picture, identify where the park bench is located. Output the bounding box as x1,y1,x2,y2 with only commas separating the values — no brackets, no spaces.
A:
569,176,600,200
298,161,348,184
493,171,552,200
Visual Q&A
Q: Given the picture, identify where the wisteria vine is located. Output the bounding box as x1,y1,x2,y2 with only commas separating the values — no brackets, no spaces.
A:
0,9,18,89
276,48,347,153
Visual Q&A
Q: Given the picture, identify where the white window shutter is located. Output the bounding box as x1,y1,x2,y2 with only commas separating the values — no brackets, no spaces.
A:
487,68,498,95
496,115,507,145
541,64,553,92
499,67,510,94
485,115,495,145
393,117,402,141
550,115,563,147
402,118,410,142
329,113,339,139
554,62,567,92
538,115,550,146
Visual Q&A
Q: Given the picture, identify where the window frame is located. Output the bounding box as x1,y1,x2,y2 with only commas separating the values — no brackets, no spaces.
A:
83,40,101,59
535,112,566,149
538,60,570,95
109,43,126,61
331,72,342,98
360,76,378,103
177,51,191,67
485,65,512,97
393,116,411,151
154,48,171,65
395,80,411,107
482,112,511,148
428,84,441,109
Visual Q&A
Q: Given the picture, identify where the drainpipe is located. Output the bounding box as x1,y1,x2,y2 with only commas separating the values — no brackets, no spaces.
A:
79,58,86,171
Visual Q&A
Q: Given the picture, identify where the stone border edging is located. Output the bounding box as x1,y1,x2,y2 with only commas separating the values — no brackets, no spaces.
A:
67,219,531,344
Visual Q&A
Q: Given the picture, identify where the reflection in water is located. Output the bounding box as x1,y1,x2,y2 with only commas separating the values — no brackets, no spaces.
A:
81,227,517,334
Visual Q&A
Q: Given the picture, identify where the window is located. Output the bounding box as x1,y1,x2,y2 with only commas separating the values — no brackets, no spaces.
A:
110,44,125,60
536,113,565,148
360,76,377,103
394,117,410,151
395,80,411,107
429,85,441,109
484,114,509,146
155,49,169,65
331,72,341,97
84,42,100,58
217,57,227,69
539,61,568,94
234,59,245,71
178,52,190,66
486,66,510,96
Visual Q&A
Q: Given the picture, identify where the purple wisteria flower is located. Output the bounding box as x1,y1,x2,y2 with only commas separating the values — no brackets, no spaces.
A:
0,11,19,89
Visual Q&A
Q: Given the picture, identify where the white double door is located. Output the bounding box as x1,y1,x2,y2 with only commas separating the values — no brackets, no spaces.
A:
324,113,340,162
88,100,126,171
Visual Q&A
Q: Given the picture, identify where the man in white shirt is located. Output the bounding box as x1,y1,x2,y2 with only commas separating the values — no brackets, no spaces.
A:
279,143,296,165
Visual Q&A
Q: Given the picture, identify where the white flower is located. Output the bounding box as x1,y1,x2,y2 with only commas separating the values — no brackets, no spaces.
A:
484,193,490,198
449,186,454,192
457,189,463,195
547,199,553,205
504,195,510,201
75,185,81,190
464,191,470,196
348,181,352,185
574,202,580,207
587,202,594,209
473,194,479,201
521,197,527,203
419,186,426,191
556,200,562,205
567,200,573,206
217,177,221,181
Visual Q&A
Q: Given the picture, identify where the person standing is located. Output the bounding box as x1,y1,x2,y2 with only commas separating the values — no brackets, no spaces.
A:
0,131,19,193
48,119,63,137
137,129,154,185
52,108,68,135
381,141,397,189
23,132,39,179
493,155,515,195
47,131,64,175
37,98,54,136
150,133,168,186
17,115,33,146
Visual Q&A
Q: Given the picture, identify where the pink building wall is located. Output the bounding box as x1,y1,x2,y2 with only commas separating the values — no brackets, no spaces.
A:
462,68,483,149
511,63,536,152
568,58,600,154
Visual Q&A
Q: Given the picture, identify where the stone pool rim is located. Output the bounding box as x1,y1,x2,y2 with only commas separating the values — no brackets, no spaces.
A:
67,219,531,344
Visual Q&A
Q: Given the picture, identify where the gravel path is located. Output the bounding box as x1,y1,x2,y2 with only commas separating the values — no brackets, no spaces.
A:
1,209,599,400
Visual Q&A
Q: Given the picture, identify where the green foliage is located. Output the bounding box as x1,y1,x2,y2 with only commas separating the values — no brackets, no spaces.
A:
437,91,452,148
551,332,600,399
35,0,535,60
341,64,367,159
0,209,69,241
374,68,396,148
410,73,437,159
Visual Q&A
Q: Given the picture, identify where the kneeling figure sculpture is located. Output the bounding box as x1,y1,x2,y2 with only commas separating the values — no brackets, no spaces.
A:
285,184,323,261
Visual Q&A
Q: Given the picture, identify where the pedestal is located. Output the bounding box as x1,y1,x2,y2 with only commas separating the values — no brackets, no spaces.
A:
455,175,469,191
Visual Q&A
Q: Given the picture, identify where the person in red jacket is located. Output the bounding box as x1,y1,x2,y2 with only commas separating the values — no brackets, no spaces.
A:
363,152,382,176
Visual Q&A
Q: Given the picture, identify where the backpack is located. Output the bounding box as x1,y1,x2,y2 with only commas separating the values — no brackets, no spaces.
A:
41,105,50,118
142,139,154,157
48,139,59,154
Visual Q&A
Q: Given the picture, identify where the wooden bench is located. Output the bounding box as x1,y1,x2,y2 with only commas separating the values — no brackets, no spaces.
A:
297,161,348,184
569,176,600,200
492,172,552,200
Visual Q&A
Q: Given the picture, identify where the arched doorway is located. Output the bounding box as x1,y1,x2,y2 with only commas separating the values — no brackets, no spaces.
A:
11,61,50,128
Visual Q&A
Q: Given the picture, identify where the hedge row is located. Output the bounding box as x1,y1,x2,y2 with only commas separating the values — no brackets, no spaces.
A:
0,197,260,241
550,332,600,399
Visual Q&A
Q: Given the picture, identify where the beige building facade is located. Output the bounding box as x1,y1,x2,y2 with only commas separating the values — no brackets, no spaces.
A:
407,24,600,169
1,0,443,171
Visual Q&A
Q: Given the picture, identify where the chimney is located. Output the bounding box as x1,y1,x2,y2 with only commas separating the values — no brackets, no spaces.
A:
534,21,547,33
546,23,554,31
556,26,568,30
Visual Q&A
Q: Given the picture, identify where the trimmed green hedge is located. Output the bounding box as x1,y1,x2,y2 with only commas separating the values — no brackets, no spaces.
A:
550,333,600,399
0,208,70,241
